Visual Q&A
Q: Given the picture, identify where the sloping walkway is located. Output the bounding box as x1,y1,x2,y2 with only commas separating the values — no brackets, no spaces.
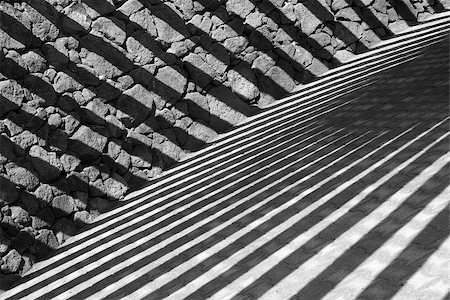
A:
2,14,450,300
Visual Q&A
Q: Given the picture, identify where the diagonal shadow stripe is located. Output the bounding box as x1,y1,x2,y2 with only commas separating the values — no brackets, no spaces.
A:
287,161,449,299
103,116,448,298
2,34,440,290
155,122,448,300
16,116,366,298
203,130,449,300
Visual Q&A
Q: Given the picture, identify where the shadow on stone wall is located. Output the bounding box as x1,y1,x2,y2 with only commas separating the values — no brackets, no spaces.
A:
0,0,447,287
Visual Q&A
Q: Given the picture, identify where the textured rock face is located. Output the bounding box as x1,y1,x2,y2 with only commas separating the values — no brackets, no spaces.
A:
0,0,443,283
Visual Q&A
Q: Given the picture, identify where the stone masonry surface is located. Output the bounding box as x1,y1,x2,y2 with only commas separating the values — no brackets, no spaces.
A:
0,0,449,286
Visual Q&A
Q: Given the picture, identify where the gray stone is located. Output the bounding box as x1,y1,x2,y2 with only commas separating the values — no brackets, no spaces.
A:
188,14,213,34
0,229,11,255
185,121,218,150
1,249,21,274
53,71,84,94
19,253,34,276
336,7,362,22
12,229,34,254
34,184,54,208
53,217,76,245
228,64,259,102
152,66,188,105
66,171,89,193
49,129,68,153
89,179,106,197
34,229,59,258
129,8,157,36
11,129,38,151
10,206,30,226
80,33,133,79
72,191,88,211
73,210,95,228
83,98,109,125
0,80,25,117
115,84,154,128
252,52,277,74
29,145,63,183
130,145,152,168
103,173,128,199
24,1,59,42
60,153,81,173
0,6,33,49
105,115,125,138
82,166,100,182
63,113,81,135
151,5,189,46
207,86,250,132
70,125,108,161
118,0,143,17
18,191,39,215
48,113,62,128
223,37,249,55
21,50,47,73
62,3,92,34
89,197,112,214
115,150,131,174
226,0,255,18
92,17,126,45
205,43,229,77
0,174,19,205
335,21,364,47
5,162,39,191
51,195,76,218
183,53,214,88
31,207,55,230
185,92,210,122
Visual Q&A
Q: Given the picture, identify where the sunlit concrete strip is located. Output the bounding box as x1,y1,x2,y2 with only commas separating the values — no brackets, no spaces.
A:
206,127,449,300
128,122,445,299
18,128,355,300
391,235,450,300
318,183,450,300
73,132,383,300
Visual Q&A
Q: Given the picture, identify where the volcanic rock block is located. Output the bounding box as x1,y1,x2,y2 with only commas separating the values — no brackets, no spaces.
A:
0,80,25,117
226,0,255,18
31,207,55,230
34,184,54,208
5,162,39,191
53,71,83,94
51,195,76,218
10,206,30,226
0,174,19,205
115,84,154,128
152,65,188,105
92,17,126,46
228,64,259,102
70,125,108,161
29,145,64,183
34,229,59,259
1,249,21,274
103,173,129,199
152,4,189,46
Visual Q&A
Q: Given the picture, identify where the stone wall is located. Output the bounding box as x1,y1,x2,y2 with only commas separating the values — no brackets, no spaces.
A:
0,0,448,287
